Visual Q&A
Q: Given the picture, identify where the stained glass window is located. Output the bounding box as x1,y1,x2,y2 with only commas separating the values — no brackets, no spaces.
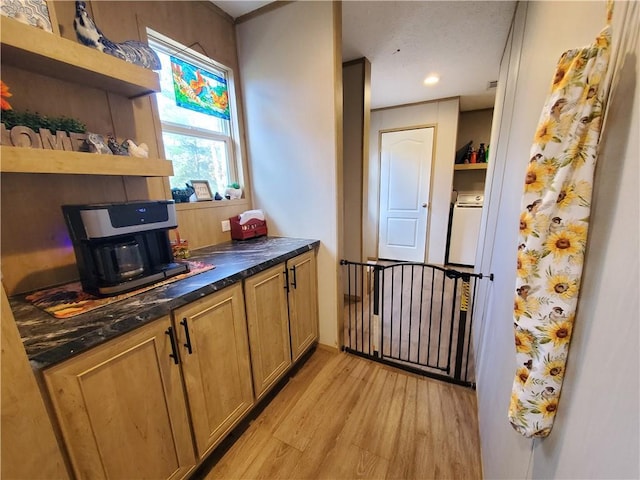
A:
170,56,230,120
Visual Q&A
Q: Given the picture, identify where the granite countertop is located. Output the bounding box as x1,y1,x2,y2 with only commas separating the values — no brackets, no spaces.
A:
10,236,320,370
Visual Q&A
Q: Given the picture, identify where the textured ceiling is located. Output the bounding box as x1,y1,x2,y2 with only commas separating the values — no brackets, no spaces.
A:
213,1,516,111
212,0,271,19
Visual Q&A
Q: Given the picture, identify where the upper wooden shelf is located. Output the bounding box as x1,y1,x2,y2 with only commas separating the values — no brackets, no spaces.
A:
454,163,488,171
0,146,173,177
0,16,160,99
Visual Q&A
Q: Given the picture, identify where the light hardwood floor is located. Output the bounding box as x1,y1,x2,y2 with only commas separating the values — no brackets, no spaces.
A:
199,347,482,479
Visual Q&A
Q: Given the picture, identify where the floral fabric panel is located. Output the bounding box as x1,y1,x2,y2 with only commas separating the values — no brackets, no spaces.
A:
508,23,611,438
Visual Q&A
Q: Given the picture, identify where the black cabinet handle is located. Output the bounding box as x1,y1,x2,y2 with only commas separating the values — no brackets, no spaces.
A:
290,265,297,289
284,267,290,293
165,327,179,365
180,318,193,355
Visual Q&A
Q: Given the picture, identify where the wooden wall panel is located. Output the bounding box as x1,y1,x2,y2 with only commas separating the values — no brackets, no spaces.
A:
1,65,114,136
175,200,250,249
1,173,130,294
1,286,69,479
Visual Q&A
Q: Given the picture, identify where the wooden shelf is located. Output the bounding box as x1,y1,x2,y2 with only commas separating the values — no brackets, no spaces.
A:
454,163,488,171
0,146,173,177
0,16,160,99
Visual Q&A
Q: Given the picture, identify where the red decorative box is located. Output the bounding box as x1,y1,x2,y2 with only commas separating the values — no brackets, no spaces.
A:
229,216,268,240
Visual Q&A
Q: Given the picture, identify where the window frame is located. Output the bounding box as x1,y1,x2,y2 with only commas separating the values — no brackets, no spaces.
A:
146,28,243,191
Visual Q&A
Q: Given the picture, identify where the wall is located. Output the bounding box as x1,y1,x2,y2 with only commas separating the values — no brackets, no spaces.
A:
474,2,639,478
0,1,250,295
236,2,342,348
342,58,370,265
453,108,492,192
456,108,494,151
365,98,459,264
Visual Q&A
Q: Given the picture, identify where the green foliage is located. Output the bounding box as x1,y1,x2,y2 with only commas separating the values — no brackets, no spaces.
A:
164,131,229,192
228,182,240,189
1,110,86,133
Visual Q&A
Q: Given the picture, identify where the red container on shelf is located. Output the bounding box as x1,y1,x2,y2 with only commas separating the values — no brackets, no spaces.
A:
229,215,268,240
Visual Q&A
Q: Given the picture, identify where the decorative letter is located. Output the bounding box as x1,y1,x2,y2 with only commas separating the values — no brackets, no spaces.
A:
69,132,89,152
39,129,73,151
0,123,10,145
10,126,42,148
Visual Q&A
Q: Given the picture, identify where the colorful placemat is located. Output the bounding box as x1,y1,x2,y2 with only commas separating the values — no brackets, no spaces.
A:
26,261,215,319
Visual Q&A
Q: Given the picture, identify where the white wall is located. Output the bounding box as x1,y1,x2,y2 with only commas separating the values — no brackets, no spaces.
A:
365,98,459,263
236,2,342,348
475,2,639,478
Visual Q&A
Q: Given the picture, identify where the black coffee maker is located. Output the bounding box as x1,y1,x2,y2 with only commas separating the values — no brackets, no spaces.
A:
62,200,188,296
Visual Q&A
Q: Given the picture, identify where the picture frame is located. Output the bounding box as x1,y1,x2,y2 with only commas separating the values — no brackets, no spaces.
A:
191,180,213,201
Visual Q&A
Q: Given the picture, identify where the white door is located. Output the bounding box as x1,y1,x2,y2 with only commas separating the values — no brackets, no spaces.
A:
378,127,434,262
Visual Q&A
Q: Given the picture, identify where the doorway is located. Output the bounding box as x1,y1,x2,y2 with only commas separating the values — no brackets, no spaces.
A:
378,127,434,262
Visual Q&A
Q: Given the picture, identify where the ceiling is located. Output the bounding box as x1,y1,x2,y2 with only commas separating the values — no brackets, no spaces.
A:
212,1,517,111
212,0,272,19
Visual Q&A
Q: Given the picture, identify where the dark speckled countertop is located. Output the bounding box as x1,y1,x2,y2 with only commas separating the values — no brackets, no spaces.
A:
10,236,319,370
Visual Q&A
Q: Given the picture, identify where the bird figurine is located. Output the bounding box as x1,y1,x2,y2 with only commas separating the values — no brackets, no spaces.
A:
124,139,149,158
85,133,112,155
107,136,129,156
73,1,161,70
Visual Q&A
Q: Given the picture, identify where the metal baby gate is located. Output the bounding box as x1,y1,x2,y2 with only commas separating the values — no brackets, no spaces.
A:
341,260,492,388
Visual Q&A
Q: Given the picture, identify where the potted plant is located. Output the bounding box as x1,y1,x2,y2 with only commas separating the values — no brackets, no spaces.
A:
225,182,242,200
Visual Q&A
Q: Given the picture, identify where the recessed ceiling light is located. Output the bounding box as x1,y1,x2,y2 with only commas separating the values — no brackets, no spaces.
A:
423,74,440,85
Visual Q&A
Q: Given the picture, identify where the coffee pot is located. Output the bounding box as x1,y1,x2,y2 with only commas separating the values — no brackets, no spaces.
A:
93,240,145,284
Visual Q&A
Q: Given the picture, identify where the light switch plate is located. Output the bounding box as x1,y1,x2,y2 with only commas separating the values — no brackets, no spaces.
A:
221,220,231,232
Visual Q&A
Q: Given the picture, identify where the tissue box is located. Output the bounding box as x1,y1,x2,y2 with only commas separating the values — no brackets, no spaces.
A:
229,216,268,240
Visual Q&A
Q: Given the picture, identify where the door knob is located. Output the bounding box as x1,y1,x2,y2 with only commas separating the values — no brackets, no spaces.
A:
422,203,428,208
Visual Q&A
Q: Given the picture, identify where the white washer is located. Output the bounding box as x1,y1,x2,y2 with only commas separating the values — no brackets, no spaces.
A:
448,192,484,266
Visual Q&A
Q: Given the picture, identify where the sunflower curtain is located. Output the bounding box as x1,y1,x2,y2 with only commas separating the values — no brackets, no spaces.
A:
508,4,613,438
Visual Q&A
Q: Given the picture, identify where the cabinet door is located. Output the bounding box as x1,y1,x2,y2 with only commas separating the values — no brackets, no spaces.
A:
244,263,292,400
287,250,319,362
173,283,254,458
44,317,195,480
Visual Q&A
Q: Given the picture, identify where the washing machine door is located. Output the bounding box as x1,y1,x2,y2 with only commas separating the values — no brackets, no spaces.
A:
448,203,483,266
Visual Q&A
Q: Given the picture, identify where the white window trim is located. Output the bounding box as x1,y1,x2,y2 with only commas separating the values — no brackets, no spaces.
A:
146,28,243,187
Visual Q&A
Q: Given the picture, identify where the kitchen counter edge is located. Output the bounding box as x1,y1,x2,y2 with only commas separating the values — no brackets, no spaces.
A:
10,237,320,370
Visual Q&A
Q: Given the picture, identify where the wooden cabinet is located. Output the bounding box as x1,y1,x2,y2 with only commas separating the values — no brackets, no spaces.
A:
172,283,254,459
287,250,319,362
244,252,319,399
42,252,318,476
44,316,196,480
244,263,292,400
